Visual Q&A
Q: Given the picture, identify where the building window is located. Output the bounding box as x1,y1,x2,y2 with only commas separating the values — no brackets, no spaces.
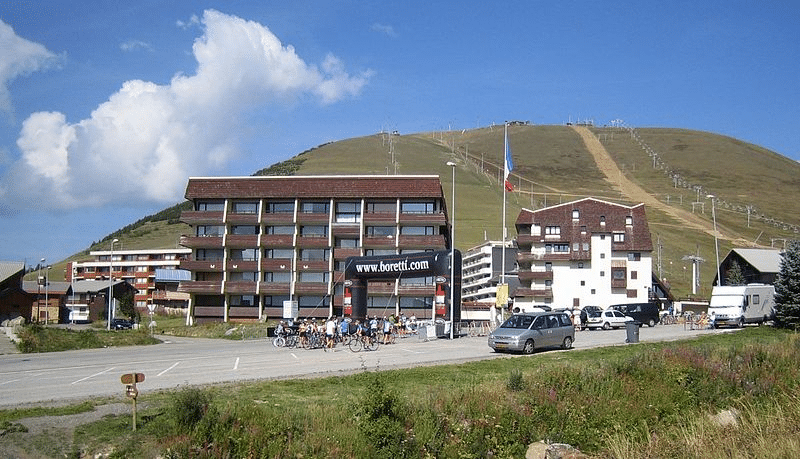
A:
266,225,294,235
196,200,224,211
229,271,257,281
545,226,561,235
196,249,223,261
262,295,290,308
600,253,605,259
600,271,605,277
631,271,638,280
335,202,361,223
267,201,294,213
265,248,294,259
552,244,569,253
582,243,590,251
300,225,328,237
627,252,641,261
591,289,596,294
365,249,396,256
580,280,586,286
545,262,552,272
612,268,626,280
335,237,359,248
572,242,579,251
298,295,330,308
230,295,257,306
366,202,396,213
400,226,435,235
577,262,584,269
298,272,329,283
231,201,258,214
136,277,148,284
399,296,433,309
613,233,625,243
401,201,435,214
399,276,434,286
264,271,291,283
299,249,329,261
581,225,587,234
196,225,224,237
366,226,395,237
230,249,257,261
572,209,580,220
230,225,259,235
626,216,633,226
300,201,330,214
600,216,606,225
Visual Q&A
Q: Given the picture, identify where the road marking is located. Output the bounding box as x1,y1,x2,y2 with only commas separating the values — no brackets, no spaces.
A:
233,357,240,370
71,367,114,385
157,362,180,377
0,378,22,386
290,353,299,360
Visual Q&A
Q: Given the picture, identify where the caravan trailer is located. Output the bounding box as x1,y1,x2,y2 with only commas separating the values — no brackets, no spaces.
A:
708,284,775,328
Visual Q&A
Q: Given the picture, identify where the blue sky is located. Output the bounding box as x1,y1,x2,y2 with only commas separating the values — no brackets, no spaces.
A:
1,1,798,265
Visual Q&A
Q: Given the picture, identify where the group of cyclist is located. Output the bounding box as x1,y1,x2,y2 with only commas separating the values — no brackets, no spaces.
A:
274,313,415,349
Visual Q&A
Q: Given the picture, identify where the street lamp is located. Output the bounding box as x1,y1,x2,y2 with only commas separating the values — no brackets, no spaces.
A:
45,265,51,324
38,258,45,323
707,195,721,287
446,161,457,339
107,238,119,330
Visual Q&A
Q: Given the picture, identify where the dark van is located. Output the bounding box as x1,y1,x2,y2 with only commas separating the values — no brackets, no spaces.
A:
610,302,660,327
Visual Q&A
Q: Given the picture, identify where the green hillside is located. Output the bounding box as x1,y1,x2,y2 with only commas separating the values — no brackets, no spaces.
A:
47,125,800,299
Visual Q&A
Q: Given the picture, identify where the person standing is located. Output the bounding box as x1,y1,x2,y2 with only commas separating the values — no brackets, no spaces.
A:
325,316,337,348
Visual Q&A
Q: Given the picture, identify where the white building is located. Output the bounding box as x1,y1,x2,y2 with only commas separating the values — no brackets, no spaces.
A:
69,248,191,309
461,240,518,321
514,198,653,310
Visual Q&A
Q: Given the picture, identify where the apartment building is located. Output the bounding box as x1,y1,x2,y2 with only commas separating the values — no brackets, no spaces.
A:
178,175,451,324
69,248,191,309
514,198,653,309
460,240,518,320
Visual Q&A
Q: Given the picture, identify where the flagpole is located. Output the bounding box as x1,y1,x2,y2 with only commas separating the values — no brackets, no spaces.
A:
501,122,507,287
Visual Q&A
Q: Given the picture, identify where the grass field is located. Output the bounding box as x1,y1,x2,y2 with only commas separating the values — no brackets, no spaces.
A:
2,327,798,458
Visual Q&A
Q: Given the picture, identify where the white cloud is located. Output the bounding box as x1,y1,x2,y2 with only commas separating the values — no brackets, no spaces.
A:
0,20,62,115
371,23,398,38
2,9,372,211
120,39,153,52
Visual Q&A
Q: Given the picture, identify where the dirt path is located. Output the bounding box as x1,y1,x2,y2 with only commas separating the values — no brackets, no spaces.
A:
571,125,730,240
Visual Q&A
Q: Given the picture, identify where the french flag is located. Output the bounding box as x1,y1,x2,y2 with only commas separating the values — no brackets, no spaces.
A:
504,128,514,192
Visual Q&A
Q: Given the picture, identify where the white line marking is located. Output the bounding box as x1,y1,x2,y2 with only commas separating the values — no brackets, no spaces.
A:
71,367,115,385
290,353,299,360
233,357,240,370
0,378,22,386
157,362,180,377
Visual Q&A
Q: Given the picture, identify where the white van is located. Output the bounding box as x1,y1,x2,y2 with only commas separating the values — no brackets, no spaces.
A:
708,284,775,328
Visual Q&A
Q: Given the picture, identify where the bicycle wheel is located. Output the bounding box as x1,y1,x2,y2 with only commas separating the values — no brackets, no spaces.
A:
348,336,363,352
272,336,285,348
364,336,380,351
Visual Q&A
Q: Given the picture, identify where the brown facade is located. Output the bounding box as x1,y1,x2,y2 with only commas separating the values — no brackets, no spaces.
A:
179,175,451,323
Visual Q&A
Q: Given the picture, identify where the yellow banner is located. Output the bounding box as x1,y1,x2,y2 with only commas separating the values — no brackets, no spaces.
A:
496,283,508,308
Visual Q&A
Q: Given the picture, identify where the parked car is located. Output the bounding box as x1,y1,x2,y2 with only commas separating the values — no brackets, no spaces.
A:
111,318,134,330
487,311,575,354
585,309,633,330
579,306,603,330
610,302,660,327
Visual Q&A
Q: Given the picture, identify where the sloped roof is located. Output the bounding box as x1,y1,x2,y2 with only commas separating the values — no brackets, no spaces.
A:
0,262,25,283
22,281,71,295
730,248,782,274
71,279,129,294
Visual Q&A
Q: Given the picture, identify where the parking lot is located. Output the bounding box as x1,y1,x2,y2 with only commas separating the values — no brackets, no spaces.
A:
0,323,733,407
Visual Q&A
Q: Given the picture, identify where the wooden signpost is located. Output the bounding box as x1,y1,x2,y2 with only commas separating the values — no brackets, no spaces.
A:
120,373,145,431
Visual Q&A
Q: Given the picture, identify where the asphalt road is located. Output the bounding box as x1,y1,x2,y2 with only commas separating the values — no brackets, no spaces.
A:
0,323,735,408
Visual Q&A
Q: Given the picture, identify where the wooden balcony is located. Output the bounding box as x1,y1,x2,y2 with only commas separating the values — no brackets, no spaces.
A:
225,234,259,248
261,234,294,247
296,236,330,248
261,258,293,270
227,260,258,271
259,283,291,295
180,235,223,249
225,281,258,294
180,260,223,271
180,211,224,225
296,260,329,271
362,236,397,248
397,234,446,249
261,213,295,224
363,212,396,224
333,247,361,259
178,281,222,294
514,287,553,297
330,224,361,236
226,213,259,224
294,282,329,295
517,270,553,282
229,307,259,319
397,212,447,225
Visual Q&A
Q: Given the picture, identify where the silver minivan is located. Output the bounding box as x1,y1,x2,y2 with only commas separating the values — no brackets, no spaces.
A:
487,312,575,354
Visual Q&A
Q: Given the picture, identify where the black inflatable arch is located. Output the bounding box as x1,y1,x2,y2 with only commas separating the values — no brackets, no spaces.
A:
344,250,461,322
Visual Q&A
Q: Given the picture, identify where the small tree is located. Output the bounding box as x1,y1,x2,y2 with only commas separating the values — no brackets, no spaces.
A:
725,259,746,286
774,240,800,330
119,291,136,321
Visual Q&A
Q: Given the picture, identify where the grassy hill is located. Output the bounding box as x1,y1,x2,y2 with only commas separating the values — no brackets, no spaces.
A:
44,125,800,299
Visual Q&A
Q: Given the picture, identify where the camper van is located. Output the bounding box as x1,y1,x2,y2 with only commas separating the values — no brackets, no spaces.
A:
708,284,775,328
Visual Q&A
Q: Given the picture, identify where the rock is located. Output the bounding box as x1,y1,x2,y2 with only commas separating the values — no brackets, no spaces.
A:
709,408,741,428
526,441,587,459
